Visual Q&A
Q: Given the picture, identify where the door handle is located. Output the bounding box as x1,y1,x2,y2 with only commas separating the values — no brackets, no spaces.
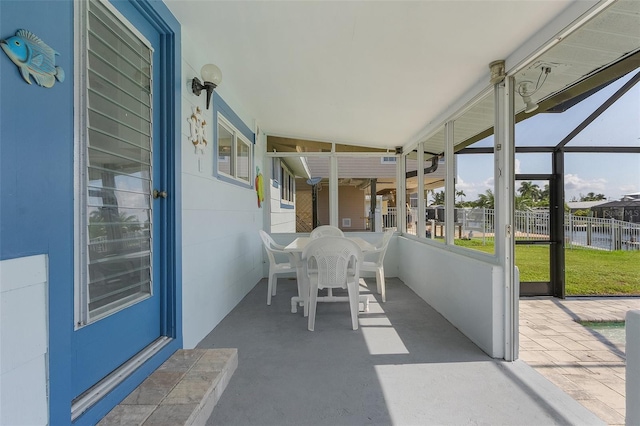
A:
153,189,168,199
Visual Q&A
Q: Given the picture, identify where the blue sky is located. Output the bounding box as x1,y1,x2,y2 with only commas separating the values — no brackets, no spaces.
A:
456,70,640,202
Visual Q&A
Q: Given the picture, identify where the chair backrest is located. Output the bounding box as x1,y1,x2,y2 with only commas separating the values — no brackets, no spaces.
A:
258,230,281,265
302,236,362,290
310,225,344,239
367,229,394,264
379,229,394,251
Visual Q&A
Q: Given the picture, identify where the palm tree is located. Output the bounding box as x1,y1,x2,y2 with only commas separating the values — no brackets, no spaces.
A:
430,190,445,205
580,192,606,201
518,181,541,202
540,184,550,203
474,189,495,209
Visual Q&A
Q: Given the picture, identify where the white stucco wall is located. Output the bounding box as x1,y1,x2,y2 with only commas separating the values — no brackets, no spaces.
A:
0,255,48,426
180,32,265,349
397,237,504,358
269,182,296,233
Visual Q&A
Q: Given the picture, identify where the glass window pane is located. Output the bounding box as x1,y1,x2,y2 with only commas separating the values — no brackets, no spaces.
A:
454,92,495,253
515,179,549,211
565,70,640,148
337,157,396,232
237,137,251,183
88,63,150,107
565,152,639,204
417,128,446,243
218,122,233,176
420,128,446,242
269,156,329,233
454,150,495,252
515,153,551,175
84,0,153,320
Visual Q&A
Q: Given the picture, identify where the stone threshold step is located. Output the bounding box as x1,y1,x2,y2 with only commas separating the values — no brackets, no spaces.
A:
98,348,238,426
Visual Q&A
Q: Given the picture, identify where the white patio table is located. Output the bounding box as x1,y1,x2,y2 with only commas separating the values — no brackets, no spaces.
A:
284,236,375,316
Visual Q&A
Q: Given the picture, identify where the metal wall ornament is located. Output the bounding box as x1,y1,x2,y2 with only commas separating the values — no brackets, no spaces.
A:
0,29,65,88
187,106,208,154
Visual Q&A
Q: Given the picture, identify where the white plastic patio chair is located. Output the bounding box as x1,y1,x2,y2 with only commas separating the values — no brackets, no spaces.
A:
310,225,344,239
302,236,363,331
360,229,394,302
258,230,296,305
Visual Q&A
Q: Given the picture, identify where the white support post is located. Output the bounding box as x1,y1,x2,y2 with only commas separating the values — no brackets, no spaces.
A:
330,153,338,227
417,143,425,238
397,153,407,233
495,76,517,361
445,121,455,245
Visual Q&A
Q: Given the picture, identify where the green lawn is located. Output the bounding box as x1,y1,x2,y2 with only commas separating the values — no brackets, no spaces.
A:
454,239,640,295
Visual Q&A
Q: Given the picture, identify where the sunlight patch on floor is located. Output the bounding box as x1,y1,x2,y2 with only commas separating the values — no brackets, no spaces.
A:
360,309,409,355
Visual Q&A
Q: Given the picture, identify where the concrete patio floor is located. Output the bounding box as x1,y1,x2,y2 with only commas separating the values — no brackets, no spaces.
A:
198,277,604,425
520,297,639,426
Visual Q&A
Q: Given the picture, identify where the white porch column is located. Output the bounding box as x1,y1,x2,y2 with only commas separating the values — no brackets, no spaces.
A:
444,121,455,245
330,153,338,227
417,143,425,238
397,152,406,233
494,76,517,361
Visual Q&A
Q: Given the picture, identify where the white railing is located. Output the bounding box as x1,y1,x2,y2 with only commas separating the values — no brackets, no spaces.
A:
381,207,640,251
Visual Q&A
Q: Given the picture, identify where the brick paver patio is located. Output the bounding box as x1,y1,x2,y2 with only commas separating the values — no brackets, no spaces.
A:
520,297,640,425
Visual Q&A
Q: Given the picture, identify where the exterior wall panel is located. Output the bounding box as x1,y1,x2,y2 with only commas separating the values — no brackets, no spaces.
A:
0,255,48,426
180,32,264,349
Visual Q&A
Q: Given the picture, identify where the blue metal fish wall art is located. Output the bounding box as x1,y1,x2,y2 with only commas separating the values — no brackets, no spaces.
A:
0,29,65,88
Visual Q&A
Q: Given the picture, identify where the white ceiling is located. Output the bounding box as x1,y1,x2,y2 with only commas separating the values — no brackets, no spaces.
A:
165,0,589,150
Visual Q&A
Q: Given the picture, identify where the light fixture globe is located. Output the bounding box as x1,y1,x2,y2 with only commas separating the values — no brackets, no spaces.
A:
200,63,222,87
191,63,222,109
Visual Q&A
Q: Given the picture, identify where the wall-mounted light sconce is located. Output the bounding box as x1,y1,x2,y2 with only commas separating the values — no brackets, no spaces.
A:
517,66,551,114
192,63,222,109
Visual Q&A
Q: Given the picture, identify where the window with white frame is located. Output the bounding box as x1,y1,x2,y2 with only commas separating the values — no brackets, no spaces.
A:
280,165,294,205
217,114,252,185
271,157,281,186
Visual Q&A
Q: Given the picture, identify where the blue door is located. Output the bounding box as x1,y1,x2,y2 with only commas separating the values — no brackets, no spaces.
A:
72,0,165,398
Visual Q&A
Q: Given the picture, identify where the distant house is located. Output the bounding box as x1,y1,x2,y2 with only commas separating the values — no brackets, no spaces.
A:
566,200,608,215
591,193,640,223
621,192,640,201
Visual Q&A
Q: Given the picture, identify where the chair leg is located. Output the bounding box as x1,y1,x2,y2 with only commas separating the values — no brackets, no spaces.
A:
267,271,274,305
302,278,310,318
376,267,386,303
308,283,318,331
359,295,370,312
347,282,359,330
